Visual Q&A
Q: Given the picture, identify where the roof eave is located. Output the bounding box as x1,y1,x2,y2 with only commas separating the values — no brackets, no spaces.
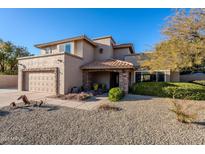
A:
92,35,116,44
34,35,97,49
81,67,134,70
113,44,135,53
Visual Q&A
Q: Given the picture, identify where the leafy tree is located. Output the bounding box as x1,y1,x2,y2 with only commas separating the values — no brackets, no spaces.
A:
0,39,32,74
143,9,205,71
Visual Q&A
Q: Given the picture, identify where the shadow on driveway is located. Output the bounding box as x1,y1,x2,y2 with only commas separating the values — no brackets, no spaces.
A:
0,110,10,117
121,94,155,102
192,122,205,127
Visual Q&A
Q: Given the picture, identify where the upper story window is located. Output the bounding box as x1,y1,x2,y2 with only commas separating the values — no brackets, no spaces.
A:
45,47,52,54
64,43,71,54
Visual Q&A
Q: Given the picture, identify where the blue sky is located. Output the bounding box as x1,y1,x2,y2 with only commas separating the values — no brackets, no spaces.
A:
0,9,174,55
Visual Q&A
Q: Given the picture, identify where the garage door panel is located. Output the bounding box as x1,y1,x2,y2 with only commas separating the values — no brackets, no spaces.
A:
24,72,55,93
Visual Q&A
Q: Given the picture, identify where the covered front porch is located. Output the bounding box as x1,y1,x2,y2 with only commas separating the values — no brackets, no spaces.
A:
81,59,134,93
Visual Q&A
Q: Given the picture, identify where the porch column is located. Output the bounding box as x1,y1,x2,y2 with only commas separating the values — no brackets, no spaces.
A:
119,70,129,94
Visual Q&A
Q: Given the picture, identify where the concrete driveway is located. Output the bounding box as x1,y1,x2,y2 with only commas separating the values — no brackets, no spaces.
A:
0,89,50,108
47,95,108,110
0,88,18,94
0,89,105,110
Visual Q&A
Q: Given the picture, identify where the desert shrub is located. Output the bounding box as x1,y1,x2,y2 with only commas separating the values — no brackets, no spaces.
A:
80,86,84,92
169,100,199,123
108,87,124,102
53,92,91,101
98,104,122,111
93,83,99,91
131,82,205,100
77,92,92,101
102,84,107,92
192,80,205,86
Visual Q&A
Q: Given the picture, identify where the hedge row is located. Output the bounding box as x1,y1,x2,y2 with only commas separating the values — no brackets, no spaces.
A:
131,82,205,100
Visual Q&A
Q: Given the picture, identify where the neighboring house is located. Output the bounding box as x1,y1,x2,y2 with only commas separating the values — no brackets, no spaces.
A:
18,35,179,95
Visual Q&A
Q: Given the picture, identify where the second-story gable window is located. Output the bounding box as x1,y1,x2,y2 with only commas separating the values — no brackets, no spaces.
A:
45,47,52,54
65,43,71,54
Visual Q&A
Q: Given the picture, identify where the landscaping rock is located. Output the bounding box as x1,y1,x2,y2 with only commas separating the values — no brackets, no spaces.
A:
1,95,205,144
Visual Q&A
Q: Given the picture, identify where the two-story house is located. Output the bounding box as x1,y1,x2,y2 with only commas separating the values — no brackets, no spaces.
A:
17,35,179,95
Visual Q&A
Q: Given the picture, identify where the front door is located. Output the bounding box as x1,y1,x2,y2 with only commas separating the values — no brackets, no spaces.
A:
110,72,119,88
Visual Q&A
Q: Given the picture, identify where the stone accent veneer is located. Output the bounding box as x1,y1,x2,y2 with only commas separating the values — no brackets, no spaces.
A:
119,71,129,93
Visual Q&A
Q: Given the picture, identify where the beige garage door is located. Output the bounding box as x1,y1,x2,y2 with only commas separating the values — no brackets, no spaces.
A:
24,72,56,93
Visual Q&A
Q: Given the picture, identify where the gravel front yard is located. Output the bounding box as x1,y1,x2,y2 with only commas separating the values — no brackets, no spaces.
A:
1,95,205,145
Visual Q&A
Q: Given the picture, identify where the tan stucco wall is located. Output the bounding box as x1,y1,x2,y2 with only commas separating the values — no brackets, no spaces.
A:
82,41,95,64
92,72,110,89
64,54,83,93
74,40,83,57
114,48,130,60
0,75,18,88
18,54,65,94
93,38,112,46
64,40,95,93
19,39,96,94
93,38,114,60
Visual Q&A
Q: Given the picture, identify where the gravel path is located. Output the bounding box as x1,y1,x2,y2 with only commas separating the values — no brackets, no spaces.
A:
1,95,205,145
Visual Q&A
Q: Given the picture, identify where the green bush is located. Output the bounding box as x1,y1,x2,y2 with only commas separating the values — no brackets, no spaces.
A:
131,82,205,100
192,80,205,86
80,86,84,92
108,87,124,102
93,83,99,91
102,84,107,92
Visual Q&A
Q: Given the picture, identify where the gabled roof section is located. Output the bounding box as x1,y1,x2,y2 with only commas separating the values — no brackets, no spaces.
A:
34,35,97,48
81,59,134,70
92,35,116,44
113,43,135,53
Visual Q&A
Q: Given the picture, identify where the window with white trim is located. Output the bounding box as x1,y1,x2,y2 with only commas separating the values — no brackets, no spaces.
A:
135,71,165,82
45,47,52,54
64,43,71,54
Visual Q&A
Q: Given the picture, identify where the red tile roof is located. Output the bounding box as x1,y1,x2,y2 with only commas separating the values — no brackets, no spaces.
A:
81,59,134,70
